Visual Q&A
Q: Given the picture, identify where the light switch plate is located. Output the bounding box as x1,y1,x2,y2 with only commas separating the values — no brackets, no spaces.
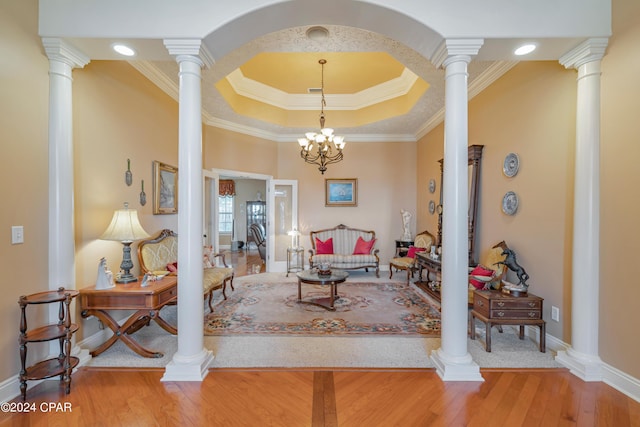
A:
551,306,560,322
11,226,24,244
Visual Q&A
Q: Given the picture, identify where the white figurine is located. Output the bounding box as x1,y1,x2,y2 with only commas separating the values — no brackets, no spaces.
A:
400,209,412,241
96,257,116,289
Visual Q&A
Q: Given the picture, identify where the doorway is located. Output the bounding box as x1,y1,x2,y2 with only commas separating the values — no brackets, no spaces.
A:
206,169,298,273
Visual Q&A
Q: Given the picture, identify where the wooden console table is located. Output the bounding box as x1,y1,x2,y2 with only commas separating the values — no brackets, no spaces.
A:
470,289,545,353
79,276,177,358
414,252,442,302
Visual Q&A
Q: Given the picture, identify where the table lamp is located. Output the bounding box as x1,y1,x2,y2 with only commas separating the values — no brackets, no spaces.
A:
100,202,150,283
287,228,301,249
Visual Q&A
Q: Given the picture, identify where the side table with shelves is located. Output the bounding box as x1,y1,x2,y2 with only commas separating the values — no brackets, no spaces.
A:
286,247,304,277
18,287,79,400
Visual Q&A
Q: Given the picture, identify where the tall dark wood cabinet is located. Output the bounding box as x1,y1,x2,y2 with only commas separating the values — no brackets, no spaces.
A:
246,201,266,248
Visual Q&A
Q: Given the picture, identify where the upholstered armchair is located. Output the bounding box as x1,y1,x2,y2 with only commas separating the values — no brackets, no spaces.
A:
389,230,435,283
249,223,266,261
468,241,508,303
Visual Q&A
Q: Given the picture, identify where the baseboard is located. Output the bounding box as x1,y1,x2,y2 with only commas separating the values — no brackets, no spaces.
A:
3,314,637,404
602,363,640,402
524,325,640,403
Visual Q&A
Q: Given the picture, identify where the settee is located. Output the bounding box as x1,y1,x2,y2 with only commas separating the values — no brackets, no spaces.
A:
308,224,380,277
137,229,234,312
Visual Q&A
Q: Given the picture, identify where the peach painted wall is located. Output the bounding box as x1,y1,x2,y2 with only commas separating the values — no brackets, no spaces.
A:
71,60,181,339
203,127,278,176
0,1,52,381
419,61,577,340
599,9,640,378
276,140,417,265
418,47,640,378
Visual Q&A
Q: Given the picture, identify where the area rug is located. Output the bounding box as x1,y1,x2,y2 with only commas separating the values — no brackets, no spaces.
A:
84,273,562,369
204,280,441,336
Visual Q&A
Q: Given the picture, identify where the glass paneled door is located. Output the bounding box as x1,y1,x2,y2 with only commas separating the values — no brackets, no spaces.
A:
267,179,298,272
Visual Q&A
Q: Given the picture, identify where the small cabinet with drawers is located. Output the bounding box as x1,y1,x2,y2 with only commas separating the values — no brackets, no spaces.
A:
470,289,545,353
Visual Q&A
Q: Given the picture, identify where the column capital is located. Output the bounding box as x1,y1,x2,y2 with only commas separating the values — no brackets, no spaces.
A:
431,39,484,69
560,37,609,70
164,39,215,69
42,38,90,69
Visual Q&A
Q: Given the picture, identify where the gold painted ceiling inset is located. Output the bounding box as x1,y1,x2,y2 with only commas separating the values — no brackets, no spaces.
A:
215,52,430,129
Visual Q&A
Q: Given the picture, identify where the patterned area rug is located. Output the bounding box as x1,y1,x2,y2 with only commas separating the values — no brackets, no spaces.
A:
204,281,441,336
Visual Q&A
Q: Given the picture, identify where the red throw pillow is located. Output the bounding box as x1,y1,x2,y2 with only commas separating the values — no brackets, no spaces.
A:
315,237,334,255
353,236,376,254
406,246,426,258
166,262,178,273
469,265,495,289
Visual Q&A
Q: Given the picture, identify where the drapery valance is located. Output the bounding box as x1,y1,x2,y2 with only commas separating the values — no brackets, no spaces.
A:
219,179,236,196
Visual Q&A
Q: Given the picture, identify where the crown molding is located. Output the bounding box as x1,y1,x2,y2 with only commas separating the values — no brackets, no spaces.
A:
129,61,180,101
132,58,514,144
415,60,517,139
225,68,419,110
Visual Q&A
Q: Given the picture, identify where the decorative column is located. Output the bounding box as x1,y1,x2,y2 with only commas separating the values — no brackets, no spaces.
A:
430,39,484,382
162,39,215,382
556,38,608,381
42,38,90,362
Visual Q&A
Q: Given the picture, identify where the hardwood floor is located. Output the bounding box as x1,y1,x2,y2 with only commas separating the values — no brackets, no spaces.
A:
222,246,265,277
4,251,639,426
2,368,639,426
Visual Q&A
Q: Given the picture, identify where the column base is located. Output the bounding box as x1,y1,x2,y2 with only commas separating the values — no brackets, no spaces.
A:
161,348,214,382
555,348,603,382
73,346,92,367
430,348,484,382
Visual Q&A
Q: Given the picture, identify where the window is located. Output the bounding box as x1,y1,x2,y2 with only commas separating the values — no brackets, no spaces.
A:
219,196,234,234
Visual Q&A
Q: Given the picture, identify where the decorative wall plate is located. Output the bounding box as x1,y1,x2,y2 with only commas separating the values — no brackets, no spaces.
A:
502,191,519,215
429,200,435,214
429,179,436,193
503,153,520,177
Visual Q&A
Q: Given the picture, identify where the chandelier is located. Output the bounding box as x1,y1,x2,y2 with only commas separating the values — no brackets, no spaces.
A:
298,59,346,174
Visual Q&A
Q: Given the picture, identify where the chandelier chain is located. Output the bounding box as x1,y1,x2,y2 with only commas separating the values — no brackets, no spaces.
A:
297,58,346,174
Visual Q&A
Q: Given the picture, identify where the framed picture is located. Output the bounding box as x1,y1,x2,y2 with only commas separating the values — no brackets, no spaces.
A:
153,161,178,214
325,178,358,207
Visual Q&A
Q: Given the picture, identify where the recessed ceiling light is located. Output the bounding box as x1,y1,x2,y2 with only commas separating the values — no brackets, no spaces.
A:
112,44,136,57
306,26,329,41
514,44,536,56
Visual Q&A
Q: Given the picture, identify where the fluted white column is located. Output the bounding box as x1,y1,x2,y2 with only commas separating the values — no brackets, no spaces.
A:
42,38,89,359
430,40,484,381
556,38,608,381
162,40,215,382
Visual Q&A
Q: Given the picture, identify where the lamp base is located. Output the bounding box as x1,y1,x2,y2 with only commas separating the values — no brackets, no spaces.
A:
117,273,138,284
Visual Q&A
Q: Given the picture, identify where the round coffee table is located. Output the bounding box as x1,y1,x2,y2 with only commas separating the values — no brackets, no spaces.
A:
296,269,349,311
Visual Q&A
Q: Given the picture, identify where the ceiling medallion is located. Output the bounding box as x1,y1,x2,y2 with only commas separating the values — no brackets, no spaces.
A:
297,59,346,174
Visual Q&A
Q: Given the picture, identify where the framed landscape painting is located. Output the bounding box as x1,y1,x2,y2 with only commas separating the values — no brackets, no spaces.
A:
153,161,178,214
325,178,358,207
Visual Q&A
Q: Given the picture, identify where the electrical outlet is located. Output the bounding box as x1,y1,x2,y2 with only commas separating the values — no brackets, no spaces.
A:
551,306,560,322
11,226,24,244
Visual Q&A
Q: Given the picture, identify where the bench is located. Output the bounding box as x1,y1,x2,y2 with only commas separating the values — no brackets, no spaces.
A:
308,224,380,277
137,229,234,312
